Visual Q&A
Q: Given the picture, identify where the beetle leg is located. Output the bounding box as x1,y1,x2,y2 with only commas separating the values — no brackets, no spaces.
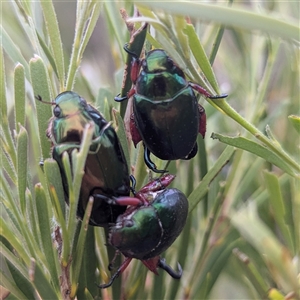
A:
158,258,183,279
209,93,228,99
144,146,167,174
130,113,142,147
114,88,136,102
97,257,132,289
189,81,213,98
123,43,139,58
114,93,128,102
113,196,144,206
138,174,175,193
189,82,228,99
198,104,206,138
130,175,137,194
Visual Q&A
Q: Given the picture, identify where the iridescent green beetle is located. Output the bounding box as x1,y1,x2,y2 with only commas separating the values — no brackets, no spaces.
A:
116,47,228,173
98,174,188,288
38,91,130,226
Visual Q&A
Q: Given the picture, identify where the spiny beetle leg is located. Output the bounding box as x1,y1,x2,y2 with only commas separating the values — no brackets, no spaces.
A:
114,93,128,102
113,196,144,206
189,81,228,99
129,175,137,194
114,88,136,102
138,174,175,194
208,93,228,99
123,43,139,58
158,258,182,279
130,113,142,147
97,257,132,289
144,146,168,174
198,104,206,138
189,81,212,98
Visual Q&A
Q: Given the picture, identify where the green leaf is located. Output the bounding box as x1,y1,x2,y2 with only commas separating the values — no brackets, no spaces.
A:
1,26,30,78
113,108,131,171
29,259,59,300
263,171,294,252
0,268,29,300
71,198,93,298
0,45,17,168
184,24,221,94
5,258,35,299
16,125,28,215
29,56,52,161
231,208,299,294
137,2,299,41
211,133,297,177
288,115,300,134
188,145,235,213
35,184,60,291
39,1,65,88
14,64,26,127
0,220,31,266
44,159,66,217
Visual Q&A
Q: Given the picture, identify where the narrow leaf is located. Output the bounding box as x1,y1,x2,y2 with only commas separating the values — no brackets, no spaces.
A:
288,115,300,135
188,146,235,213
30,56,52,161
137,2,299,41
263,171,294,252
39,1,65,88
211,133,296,176
14,64,26,127
16,125,28,216
35,183,60,291
184,24,220,94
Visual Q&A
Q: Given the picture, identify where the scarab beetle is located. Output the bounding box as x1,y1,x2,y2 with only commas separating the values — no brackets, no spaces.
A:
115,46,228,173
37,91,130,226
98,174,188,288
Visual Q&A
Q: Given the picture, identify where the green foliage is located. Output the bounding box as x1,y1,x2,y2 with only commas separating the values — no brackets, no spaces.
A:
1,1,299,299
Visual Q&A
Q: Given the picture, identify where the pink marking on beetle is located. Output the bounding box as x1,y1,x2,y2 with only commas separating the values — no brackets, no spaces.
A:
130,57,141,83
198,104,207,138
142,256,160,275
189,81,213,98
138,174,175,194
113,196,144,207
130,113,142,147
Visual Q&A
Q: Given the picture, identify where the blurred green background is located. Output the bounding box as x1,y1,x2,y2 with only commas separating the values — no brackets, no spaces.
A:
1,1,299,299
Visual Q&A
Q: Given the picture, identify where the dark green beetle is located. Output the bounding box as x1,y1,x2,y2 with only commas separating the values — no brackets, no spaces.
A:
98,174,188,288
37,91,130,226
116,47,227,173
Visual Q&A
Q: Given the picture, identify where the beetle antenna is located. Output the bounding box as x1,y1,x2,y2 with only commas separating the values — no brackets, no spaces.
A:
35,95,56,105
158,258,182,279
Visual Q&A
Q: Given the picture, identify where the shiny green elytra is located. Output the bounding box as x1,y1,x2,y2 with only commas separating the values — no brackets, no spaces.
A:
97,174,188,288
116,47,227,173
42,91,130,226
110,187,188,260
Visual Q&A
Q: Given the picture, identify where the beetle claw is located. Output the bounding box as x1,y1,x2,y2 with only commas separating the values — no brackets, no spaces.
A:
123,43,139,58
114,93,128,102
96,269,120,289
144,146,168,174
209,93,228,99
158,258,182,279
